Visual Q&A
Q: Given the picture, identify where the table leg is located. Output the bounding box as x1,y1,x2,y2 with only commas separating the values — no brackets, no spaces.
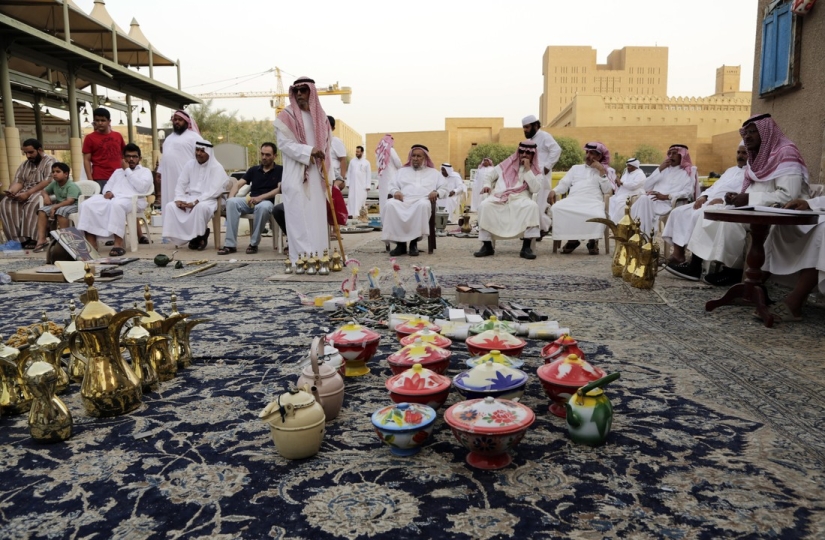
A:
705,223,774,327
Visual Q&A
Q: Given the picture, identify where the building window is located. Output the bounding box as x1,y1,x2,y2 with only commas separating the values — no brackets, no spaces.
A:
759,1,801,96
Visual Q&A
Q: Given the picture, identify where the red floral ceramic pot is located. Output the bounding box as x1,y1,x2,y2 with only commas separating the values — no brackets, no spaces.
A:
399,328,453,350
540,334,586,363
465,326,526,358
371,402,437,456
386,339,451,375
537,353,606,418
326,322,381,377
444,396,535,469
394,318,442,341
386,363,452,410
453,359,529,401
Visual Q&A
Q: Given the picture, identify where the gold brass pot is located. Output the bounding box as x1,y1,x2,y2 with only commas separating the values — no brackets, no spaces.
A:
0,335,33,415
121,308,159,393
139,286,182,381
63,300,87,383
25,361,73,442
167,291,209,369
31,313,69,395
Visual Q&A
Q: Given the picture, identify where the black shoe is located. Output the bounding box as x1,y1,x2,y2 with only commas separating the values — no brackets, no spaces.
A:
561,240,580,254
536,229,549,242
520,239,536,260
665,259,702,281
389,243,407,256
408,241,419,257
385,242,390,252
703,267,743,287
474,241,495,257
586,239,599,255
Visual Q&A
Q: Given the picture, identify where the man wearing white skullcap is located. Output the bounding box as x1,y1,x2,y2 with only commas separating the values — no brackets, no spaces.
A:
608,158,647,223
522,115,561,238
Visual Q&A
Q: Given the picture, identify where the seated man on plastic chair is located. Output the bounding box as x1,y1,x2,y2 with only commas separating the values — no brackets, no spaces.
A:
474,141,542,260
77,144,153,257
219,142,283,255
549,141,615,255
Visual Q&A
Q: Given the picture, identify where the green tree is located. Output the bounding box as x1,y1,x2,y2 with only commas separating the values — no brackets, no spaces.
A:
466,143,518,171
553,137,585,171
634,144,663,164
611,151,630,175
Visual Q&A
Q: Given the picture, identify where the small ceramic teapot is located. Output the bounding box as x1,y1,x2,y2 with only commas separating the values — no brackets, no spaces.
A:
297,337,344,421
259,384,326,459
565,372,621,446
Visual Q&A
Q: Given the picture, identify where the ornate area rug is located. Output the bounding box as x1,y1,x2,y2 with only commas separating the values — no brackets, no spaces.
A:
1,274,824,539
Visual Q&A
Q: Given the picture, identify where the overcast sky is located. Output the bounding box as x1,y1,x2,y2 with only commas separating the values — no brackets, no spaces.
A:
74,0,758,138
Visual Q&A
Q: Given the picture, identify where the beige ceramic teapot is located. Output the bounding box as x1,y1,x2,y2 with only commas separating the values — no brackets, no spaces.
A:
297,337,344,421
259,384,326,459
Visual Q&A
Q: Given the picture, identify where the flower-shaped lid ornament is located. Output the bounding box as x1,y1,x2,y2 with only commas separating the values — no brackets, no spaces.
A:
444,396,535,435
453,360,528,394
538,353,605,388
386,363,451,397
399,328,452,349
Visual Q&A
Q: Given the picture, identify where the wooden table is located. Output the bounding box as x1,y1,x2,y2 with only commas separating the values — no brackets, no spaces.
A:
703,209,819,327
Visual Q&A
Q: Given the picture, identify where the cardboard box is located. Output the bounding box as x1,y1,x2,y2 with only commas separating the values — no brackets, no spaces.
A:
151,215,163,227
455,290,499,306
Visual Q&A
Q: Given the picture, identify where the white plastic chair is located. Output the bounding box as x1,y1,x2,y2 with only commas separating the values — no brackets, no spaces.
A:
67,180,102,228
126,187,155,252
237,184,282,252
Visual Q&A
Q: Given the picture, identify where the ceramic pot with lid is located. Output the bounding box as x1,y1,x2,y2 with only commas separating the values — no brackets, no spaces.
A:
386,338,452,375
453,359,529,401
468,316,519,336
537,353,606,418
444,396,535,469
540,334,586,363
385,363,452,410
465,349,524,370
465,324,527,358
371,402,437,456
394,318,442,341
326,322,381,377
320,342,346,379
297,337,344,421
399,328,453,350
259,384,326,459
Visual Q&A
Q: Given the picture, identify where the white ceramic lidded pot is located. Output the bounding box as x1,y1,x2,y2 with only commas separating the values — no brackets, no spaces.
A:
259,384,326,459
297,337,345,421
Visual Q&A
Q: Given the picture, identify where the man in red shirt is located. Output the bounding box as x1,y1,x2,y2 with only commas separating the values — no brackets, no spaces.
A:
83,108,125,191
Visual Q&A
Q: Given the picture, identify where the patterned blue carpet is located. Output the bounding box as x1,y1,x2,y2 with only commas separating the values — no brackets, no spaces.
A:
1,273,824,539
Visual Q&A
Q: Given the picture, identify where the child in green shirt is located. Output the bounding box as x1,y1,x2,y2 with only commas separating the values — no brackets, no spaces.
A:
33,162,82,252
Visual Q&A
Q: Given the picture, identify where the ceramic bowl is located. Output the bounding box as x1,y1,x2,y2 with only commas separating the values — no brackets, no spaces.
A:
540,334,586,363
394,318,442,341
386,339,452,375
465,327,526,358
371,402,437,456
385,363,452,410
537,353,606,418
444,396,535,469
399,328,453,350
465,349,524,370
453,360,528,401
468,316,520,336
326,323,381,377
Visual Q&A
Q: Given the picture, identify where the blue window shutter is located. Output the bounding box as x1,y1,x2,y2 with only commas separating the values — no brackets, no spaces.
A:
759,2,794,95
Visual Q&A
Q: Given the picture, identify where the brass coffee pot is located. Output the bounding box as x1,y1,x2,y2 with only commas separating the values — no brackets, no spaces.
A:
283,258,293,274
330,248,343,272
31,313,69,395
295,253,306,275
631,231,659,289
460,213,473,234
121,305,160,393
64,300,86,383
0,334,33,415
622,218,643,283
306,252,318,276
25,361,73,442
319,249,330,276
588,200,638,278
167,291,209,369
139,285,185,381
69,266,146,417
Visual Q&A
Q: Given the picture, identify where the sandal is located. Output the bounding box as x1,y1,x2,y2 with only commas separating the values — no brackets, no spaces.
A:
217,246,237,255
768,302,803,323
32,242,49,253
246,245,258,254
561,240,580,254
105,240,115,246
586,240,599,255
109,247,126,257
22,240,37,249
139,235,151,245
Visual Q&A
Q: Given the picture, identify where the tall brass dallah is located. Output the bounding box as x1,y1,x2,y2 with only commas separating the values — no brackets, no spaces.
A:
631,231,660,290
0,335,33,415
139,285,184,382
69,265,146,417
31,313,69,395
167,291,210,369
64,300,86,383
121,304,160,393
588,199,637,278
25,361,73,442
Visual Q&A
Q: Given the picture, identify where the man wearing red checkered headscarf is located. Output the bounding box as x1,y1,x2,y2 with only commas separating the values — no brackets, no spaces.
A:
274,76,334,267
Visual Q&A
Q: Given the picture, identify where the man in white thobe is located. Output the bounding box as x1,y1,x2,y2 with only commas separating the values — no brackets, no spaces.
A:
608,158,647,223
549,142,615,255
762,196,825,322
328,116,348,182
78,144,153,255
661,143,747,266
375,134,403,223
162,140,227,249
158,110,200,207
345,145,371,218
437,163,466,222
630,144,697,237
670,114,810,284
473,141,542,260
382,144,447,257
522,115,561,236
274,76,334,266
471,157,494,212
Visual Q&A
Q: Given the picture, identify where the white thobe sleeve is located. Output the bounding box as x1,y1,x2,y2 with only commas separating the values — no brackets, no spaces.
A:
199,170,229,201
484,168,499,189
669,171,696,201
543,134,562,171
436,176,449,199
521,169,540,193
345,160,355,188
102,171,120,195
554,170,574,196
127,168,154,196
808,196,825,211
643,168,664,191
175,163,192,200
600,168,616,194
622,170,646,191
388,171,402,197
391,148,403,168
276,125,313,166
748,174,806,207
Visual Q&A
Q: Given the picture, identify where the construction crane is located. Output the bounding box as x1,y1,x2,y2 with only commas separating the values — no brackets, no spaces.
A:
194,67,352,116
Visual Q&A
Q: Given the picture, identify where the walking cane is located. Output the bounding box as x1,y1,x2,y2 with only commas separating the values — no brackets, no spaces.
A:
320,159,346,261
